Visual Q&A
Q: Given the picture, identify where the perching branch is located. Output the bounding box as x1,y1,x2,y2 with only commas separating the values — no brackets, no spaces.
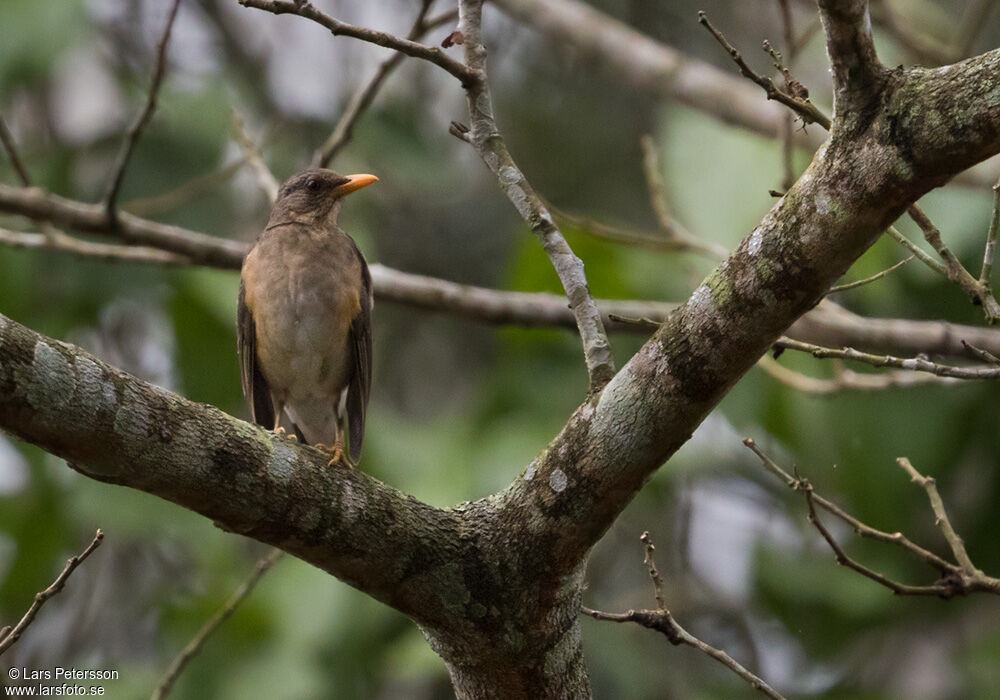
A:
582,532,785,700
0,530,104,656
745,440,1000,598
103,0,182,221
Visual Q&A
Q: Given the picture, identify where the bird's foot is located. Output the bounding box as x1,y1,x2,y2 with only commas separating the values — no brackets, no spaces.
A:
272,427,297,441
315,440,349,468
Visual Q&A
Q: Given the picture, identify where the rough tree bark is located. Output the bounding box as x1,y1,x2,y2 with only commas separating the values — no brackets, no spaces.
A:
2,1,1000,697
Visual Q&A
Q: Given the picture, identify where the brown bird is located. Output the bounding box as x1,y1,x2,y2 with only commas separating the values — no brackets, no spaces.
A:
238,168,377,465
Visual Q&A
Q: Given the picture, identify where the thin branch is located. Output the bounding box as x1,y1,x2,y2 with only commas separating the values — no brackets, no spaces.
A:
458,0,615,389
639,134,675,235
546,200,726,260
755,354,956,394
0,115,31,186
907,203,1000,323
826,255,913,294
104,0,182,220
978,177,1000,287
0,530,104,655
773,337,1000,380
776,0,797,190
884,224,948,276
122,156,250,217
583,532,785,700
230,108,279,202
151,548,284,700
237,0,477,86
0,226,192,266
312,3,456,167
745,439,1000,597
697,11,830,129
896,458,980,575
962,339,1000,365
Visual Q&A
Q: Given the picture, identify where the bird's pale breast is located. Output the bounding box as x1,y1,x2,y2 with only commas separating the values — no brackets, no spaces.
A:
242,227,361,407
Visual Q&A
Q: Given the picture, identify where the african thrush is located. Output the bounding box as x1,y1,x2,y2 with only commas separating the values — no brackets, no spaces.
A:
238,168,377,465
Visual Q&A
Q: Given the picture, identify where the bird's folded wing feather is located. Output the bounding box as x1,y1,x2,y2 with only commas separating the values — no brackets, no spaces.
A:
346,246,373,462
238,280,275,430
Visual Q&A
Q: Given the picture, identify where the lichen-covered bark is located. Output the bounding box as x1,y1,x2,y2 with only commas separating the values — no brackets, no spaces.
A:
2,6,1000,697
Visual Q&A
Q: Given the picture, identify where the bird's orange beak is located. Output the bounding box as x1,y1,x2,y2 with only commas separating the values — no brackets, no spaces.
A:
333,174,379,197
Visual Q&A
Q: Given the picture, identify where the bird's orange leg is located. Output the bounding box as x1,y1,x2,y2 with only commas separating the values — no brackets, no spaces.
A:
315,435,348,467
271,404,296,440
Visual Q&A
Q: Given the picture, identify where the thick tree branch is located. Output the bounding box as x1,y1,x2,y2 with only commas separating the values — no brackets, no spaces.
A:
0,312,474,633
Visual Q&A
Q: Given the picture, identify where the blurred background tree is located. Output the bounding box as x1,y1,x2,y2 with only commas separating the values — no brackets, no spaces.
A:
1,0,999,697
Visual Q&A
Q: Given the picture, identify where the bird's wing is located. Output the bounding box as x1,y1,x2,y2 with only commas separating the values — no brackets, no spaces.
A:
346,244,373,463
238,279,275,430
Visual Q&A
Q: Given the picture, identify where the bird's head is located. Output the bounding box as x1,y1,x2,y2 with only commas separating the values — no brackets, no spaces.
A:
270,168,378,227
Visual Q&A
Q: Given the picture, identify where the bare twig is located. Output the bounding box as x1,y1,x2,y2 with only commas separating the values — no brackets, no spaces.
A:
151,548,284,700
961,339,1000,365
583,532,785,699
826,255,913,295
230,108,279,202
639,134,675,234
744,439,1000,597
773,337,1000,380
237,0,477,86
104,0,182,220
312,3,457,167
123,156,250,217
697,11,830,130
0,115,31,186
776,0,797,189
755,354,956,394
907,203,1000,323
896,458,980,575
884,224,948,276
978,177,1000,287
0,530,104,656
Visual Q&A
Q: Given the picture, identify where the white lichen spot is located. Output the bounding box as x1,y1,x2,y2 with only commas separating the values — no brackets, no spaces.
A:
339,479,363,525
508,184,531,219
579,402,594,422
689,285,713,312
748,228,763,255
475,92,493,118
523,460,538,481
549,468,568,493
266,439,296,484
760,289,778,308
815,193,831,216
484,151,499,171
28,341,74,410
799,172,813,186
499,166,520,185
113,383,150,443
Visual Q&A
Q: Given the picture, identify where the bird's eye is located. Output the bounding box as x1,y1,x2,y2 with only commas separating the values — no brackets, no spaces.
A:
306,178,321,192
